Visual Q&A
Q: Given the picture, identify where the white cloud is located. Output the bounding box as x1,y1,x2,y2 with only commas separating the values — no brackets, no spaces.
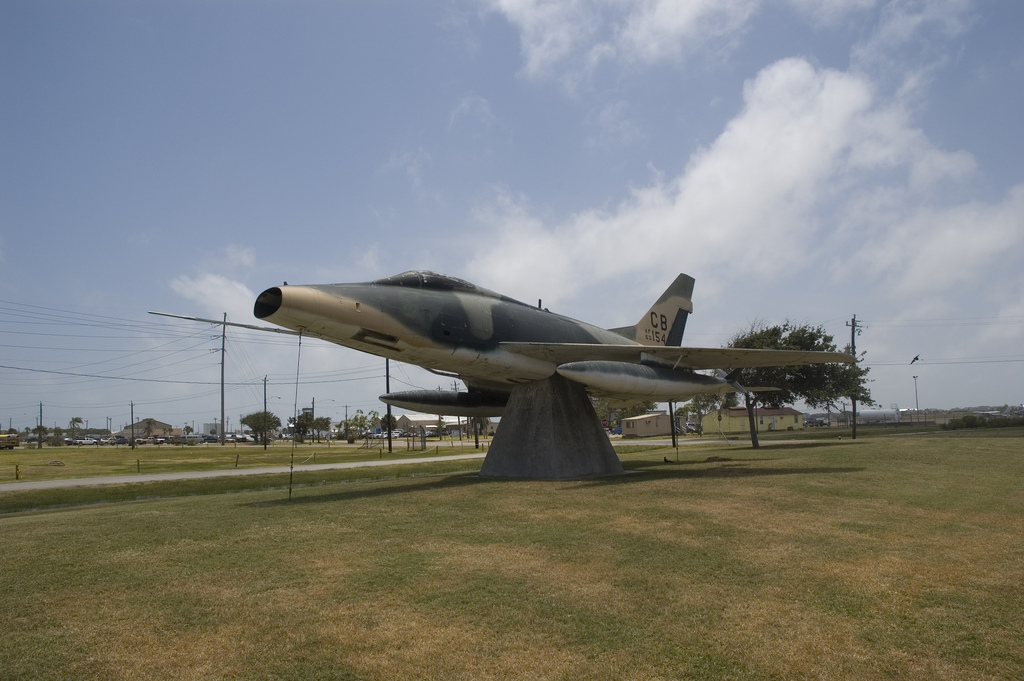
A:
466,56,1021,319
481,0,603,82
851,0,972,69
836,184,1024,297
222,245,256,269
379,148,442,203
169,273,257,322
167,244,261,320
449,93,497,130
469,59,870,293
786,0,877,26
616,0,759,65
481,0,886,87
586,101,644,149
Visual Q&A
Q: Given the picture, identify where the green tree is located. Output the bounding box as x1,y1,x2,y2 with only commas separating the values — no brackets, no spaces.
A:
591,397,613,427
729,321,872,448
592,398,657,431
312,416,333,442
619,400,657,420
292,412,315,443
348,410,369,440
142,418,156,438
240,411,282,445
470,416,490,436
380,413,397,432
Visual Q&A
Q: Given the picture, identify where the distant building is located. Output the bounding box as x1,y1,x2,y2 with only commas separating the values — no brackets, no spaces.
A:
113,419,178,439
702,407,804,435
622,411,674,438
394,413,496,436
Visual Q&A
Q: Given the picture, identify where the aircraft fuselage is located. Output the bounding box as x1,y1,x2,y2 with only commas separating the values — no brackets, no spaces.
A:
254,272,631,392
249,270,852,415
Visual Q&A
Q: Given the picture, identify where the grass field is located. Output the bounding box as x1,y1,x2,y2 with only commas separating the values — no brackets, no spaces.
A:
0,437,490,483
2,432,1022,680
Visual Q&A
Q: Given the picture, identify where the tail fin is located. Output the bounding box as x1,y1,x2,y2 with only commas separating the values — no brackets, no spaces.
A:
610,273,695,346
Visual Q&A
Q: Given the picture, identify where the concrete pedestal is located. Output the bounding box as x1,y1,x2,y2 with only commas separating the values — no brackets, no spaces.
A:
480,374,624,479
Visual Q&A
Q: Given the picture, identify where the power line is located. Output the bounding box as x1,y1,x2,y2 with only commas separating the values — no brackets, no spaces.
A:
867,357,1024,367
0,363,385,386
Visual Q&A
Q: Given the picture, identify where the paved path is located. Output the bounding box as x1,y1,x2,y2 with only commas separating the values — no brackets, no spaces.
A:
0,453,489,492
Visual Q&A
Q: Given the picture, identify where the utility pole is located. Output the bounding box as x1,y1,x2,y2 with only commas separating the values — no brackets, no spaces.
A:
220,313,227,445
130,401,135,449
846,314,862,439
386,359,393,453
264,375,269,450
669,401,677,448
38,402,43,449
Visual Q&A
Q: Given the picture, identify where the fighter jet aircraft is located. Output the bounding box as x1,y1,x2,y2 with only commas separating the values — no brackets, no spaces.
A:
245,271,853,416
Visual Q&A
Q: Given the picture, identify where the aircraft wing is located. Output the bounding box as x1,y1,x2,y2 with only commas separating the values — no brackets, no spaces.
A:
500,342,854,370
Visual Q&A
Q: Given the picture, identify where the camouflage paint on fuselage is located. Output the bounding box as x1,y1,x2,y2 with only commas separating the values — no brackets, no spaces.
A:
254,271,632,392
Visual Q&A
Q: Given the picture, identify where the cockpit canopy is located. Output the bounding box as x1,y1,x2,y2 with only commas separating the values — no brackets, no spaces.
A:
373,271,495,296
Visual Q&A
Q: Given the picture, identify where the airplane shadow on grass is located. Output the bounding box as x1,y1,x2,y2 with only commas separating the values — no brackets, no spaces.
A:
248,459,865,507
596,463,866,486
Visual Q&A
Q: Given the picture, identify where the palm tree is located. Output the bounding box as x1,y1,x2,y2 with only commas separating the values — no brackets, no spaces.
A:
32,424,48,449
69,416,83,440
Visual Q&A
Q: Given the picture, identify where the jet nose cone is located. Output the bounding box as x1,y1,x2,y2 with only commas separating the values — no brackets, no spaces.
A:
254,287,283,319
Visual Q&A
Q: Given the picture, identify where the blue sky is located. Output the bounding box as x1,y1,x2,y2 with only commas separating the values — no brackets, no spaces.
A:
2,0,1023,433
